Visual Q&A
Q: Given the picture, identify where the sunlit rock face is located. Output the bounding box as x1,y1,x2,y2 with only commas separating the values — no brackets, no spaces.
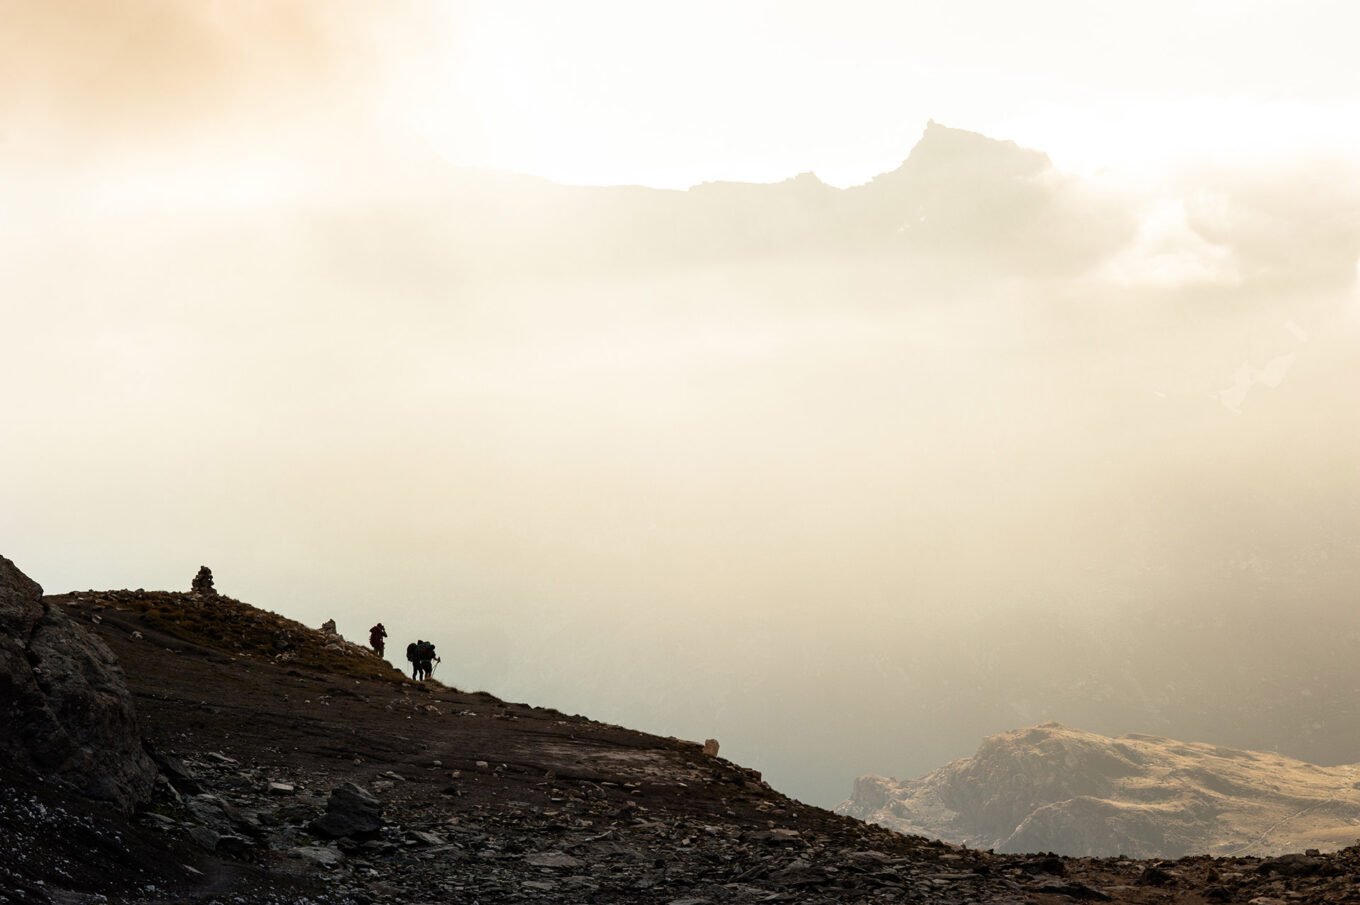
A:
839,723,1360,858
0,554,156,812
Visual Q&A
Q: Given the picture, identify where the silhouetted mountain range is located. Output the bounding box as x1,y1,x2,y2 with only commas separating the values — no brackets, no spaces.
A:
310,121,1126,284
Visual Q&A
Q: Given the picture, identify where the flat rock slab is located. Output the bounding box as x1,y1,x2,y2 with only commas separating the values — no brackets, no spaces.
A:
524,851,584,869
290,845,344,868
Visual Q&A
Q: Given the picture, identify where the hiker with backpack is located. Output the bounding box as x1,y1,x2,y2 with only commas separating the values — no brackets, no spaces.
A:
369,623,387,658
406,639,441,680
417,639,439,680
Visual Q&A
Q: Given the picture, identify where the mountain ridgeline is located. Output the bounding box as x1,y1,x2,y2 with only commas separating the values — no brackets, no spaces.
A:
342,120,1124,283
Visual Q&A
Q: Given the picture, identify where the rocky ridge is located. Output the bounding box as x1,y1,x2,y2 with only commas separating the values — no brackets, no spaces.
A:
3,556,1360,903
840,723,1360,858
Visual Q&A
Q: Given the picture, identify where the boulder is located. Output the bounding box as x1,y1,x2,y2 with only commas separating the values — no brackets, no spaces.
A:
1257,854,1327,877
0,554,156,812
311,782,383,839
144,741,202,793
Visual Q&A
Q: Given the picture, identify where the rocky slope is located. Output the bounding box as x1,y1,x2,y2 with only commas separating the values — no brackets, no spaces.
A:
4,556,1360,903
840,723,1360,858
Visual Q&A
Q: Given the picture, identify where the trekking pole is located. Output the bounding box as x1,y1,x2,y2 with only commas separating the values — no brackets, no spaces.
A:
432,656,441,677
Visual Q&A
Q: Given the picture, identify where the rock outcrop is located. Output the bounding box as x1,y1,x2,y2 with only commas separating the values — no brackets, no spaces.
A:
839,723,1360,858
0,555,156,812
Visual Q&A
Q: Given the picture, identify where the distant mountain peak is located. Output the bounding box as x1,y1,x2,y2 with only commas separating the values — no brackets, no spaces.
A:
881,120,1053,187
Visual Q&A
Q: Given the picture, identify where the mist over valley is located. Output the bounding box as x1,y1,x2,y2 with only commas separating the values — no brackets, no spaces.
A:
4,2,1360,860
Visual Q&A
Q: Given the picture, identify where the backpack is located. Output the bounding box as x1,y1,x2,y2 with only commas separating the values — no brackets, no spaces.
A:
405,642,417,662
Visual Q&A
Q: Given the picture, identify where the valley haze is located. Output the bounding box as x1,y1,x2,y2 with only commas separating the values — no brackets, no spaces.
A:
3,0,1359,815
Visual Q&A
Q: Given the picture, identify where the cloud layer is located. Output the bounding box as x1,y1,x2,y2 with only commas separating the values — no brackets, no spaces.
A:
3,2,1359,807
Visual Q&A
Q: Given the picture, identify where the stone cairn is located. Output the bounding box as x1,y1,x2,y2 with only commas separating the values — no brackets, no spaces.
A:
191,566,216,596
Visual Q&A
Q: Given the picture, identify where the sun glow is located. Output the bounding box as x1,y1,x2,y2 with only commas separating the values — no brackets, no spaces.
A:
394,1,1360,189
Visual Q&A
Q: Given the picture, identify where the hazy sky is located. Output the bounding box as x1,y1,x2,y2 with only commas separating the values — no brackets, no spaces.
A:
3,1,1359,807
419,0,1360,186
7,1,1360,189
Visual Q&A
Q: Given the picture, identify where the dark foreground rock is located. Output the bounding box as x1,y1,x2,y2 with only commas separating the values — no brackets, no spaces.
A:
0,555,156,812
5,570,1360,903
